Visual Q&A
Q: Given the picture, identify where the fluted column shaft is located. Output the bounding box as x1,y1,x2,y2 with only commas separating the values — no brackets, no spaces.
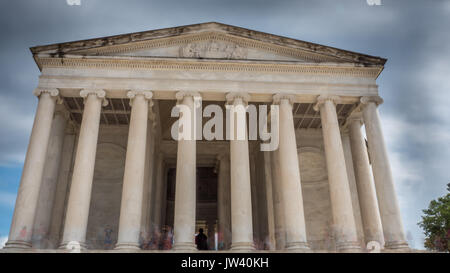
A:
32,108,68,249
60,89,107,248
226,92,255,251
5,89,59,249
47,132,76,249
263,151,276,250
273,94,309,251
348,115,384,246
217,154,231,250
116,91,153,250
315,95,360,252
152,152,165,232
270,149,285,250
207,220,216,250
361,96,408,249
172,92,199,251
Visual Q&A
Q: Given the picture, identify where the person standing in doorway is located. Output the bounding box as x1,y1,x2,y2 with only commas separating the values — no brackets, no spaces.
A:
195,228,208,250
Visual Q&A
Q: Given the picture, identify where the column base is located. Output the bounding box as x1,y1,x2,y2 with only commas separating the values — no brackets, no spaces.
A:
114,242,141,251
285,241,310,252
336,241,361,253
231,242,255,252
172,242,197,252
385,240,409,250
59,241,87,251
4,240,32,250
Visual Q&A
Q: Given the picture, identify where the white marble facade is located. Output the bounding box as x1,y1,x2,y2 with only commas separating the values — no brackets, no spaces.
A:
4,22,409,252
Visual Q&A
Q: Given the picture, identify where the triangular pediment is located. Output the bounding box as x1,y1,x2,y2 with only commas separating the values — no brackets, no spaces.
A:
77,32,319,62
31,22,386,66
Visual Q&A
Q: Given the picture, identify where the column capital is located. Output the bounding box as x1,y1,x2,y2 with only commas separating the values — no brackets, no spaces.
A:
148,108,157,127
54,105,71,121
33,88,62,104
127,90,153,100
347,111,364,126
215,153,229,173
225,92,251,105
175,91,201,103
217,153,230,162
79,89,109,106
313,95,341,111
33,88,59,97
272,93,296,106
157,151,165,160
340,127,350,135
127,90,153,107
360,96,384,106
65,121,77,135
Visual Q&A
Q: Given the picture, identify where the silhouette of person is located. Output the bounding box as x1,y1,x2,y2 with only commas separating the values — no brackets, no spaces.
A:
195,228,208,250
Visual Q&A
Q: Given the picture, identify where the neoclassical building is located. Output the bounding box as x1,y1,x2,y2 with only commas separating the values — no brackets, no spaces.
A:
4,22,409,252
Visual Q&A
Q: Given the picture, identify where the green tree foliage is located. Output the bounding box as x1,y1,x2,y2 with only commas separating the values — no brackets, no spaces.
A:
418,183,450,252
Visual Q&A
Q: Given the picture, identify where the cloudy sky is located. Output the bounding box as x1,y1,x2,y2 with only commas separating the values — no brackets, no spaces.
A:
1,0,449,249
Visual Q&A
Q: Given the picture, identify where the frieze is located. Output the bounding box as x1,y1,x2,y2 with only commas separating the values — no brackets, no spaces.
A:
37,57,381,78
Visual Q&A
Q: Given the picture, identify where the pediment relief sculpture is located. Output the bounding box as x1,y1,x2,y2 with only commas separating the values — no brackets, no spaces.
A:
179,40,247,59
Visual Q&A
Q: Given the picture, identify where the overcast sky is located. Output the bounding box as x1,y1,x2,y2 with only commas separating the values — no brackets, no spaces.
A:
1,0,449,249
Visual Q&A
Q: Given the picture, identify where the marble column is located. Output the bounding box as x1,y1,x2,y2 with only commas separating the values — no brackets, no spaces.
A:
47,130,76,249
226,92,255,251
172,91,200,251
115,91,153,250
263,152,276,250
273,94,309,251
160,166,169,232
152,152,165,233
60,89,107,248
314,95,360,252
32,106,69,249
5,89,60,249
249,153,260,243
361,96,408,249
141,118,156,241
348,113,384,246
217,154,231,250
270,149,285,250
207,220,216,250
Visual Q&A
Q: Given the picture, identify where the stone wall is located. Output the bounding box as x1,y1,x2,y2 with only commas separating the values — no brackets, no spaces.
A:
296,129,365,251
85,126,128,249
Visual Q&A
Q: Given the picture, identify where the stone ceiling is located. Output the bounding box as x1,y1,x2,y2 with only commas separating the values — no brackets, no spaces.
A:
62,97,356,132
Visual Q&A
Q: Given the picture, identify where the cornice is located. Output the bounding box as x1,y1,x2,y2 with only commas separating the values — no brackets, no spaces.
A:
31,22,386,66
37,57,381,78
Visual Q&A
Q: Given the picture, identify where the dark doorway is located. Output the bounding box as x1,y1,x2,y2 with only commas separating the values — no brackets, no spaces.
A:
165,167,218,250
